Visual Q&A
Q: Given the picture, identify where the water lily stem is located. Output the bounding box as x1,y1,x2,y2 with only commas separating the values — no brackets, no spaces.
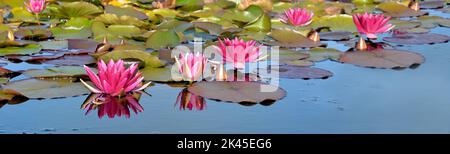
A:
35,13,40,27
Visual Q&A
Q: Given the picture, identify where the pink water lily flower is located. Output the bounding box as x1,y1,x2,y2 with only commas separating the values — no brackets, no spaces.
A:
352,13,395,39
24,0,46,14
216,37,264,69
281,8,314,27
174,52,208,81
81,59,151,96
83,94,144,119
175,89,206,111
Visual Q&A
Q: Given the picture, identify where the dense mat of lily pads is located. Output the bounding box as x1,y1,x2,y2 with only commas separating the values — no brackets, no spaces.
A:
0,0,449,117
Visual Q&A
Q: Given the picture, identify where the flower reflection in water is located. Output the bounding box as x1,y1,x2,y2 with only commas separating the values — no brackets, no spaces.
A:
82,93,144,119
175,88,206,111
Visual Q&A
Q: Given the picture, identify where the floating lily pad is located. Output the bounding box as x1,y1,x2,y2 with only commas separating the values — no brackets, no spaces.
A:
38,40,69,50
0,89,28,105
50,17,93,40
193,22,241,36
22,66,89,79
267,28,322,48
319,31,354,41
383,33,450,44
244,13,271,32
275,65,333,80
389,19,421,29
339,49,425,69
3,78,90,99
94,14,149,28
67,39,99,54
187,81,286,103
420,0,445,9
0,44,42,56
378,2,427,18
44,55,96,66
145,29,182,49
311,14,357,32
277,49,310,60
53,1,103,18
140,65,182,82
14,29,52,41
100,49,166,68
105,5,148,20
305,48,343,62
6,51,65,63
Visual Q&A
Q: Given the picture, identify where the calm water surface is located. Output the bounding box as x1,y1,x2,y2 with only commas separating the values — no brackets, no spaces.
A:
1,14,450,134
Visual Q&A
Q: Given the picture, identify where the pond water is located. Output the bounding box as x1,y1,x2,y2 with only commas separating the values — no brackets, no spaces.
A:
1,11,450,134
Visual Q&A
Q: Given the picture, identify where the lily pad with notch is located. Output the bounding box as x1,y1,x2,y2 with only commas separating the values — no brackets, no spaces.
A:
187,81,286,103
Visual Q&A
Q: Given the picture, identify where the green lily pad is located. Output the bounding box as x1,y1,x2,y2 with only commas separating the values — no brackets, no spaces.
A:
193,22,241,35
140,65,182,82
52,1,103,18
267,28,322,48
244,13,271,32
9,7,35,22
0,44,42,56
389,19,421,29
187,81,286,103
378,2,426,18
305,48,343,62
105,5,148,20
145,29,182,49
14,29,52,41
312,14,357,32
50,17,93,40
92,21,142,43
3,78,90,99
23,66,89,79
99,49,166,68
94,14,149,28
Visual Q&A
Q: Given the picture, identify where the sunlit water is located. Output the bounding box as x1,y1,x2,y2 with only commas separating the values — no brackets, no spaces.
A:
1,12,450,134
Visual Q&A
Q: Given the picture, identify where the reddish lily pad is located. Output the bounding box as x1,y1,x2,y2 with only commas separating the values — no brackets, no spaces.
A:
3,78,90,99
277,65,333,80
319,31,354,41
6,51,65,63
43,55,97,66
420,0,446,9
339,49,425,69
383,33,450,45
187,81,286,103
